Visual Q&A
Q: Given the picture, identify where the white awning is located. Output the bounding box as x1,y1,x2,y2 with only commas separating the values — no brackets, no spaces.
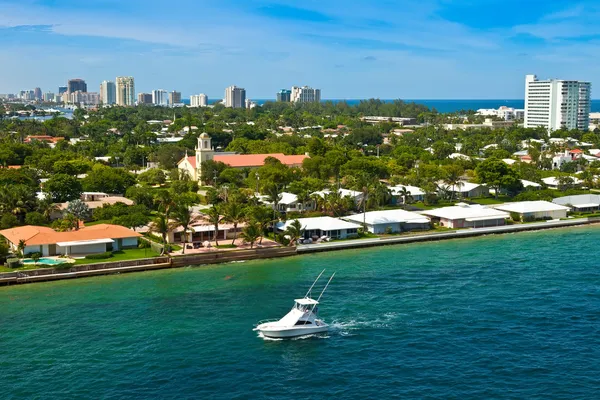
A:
193,225,229,233
56,238,114,247
465,216,506,222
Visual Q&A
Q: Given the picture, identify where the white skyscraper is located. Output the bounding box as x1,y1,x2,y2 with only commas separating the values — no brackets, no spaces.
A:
190,93,208,107
524,74,591,131
100,81,116,105
224,85,246,108
152,89,168,106
115,76,135,106
290,86,321,103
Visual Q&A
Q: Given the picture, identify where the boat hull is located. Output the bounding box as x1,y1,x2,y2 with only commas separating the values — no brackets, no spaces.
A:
256,324,329,339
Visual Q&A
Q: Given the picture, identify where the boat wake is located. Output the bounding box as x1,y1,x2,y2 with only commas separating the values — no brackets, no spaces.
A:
330,312,399,336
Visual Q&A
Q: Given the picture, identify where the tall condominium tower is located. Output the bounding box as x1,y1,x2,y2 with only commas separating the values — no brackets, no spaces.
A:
524,74,591,131
67,79,87,93
100,81,116,105
169,91,182,105
224,85,246,108
152,89,168,106
115,76,135,106
190,94,208,107
33,87,42,101
137,93,153,104
291,86,321,103
277,89,292,102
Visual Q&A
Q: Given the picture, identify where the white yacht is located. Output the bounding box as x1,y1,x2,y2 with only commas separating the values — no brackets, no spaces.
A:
254,271,335,339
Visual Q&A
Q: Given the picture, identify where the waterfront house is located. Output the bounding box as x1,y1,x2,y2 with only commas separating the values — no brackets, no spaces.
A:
422,203,510,229
0,224,141,256
389,185,425,204
275,217,361,240
541,176,583,190
258,192,316,213
493,201,570,220
553,194,600,212
343,210,430,234
437,181,489,199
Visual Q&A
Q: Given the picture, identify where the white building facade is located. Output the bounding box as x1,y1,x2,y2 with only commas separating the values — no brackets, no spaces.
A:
152,89,168,106
116,76,135,106
291,86,321,103
224,86,246,108
524,74,591,131
100,81,116,105
190,94,208,107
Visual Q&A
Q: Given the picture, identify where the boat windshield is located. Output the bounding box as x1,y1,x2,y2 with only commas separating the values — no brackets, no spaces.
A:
295,303,312,312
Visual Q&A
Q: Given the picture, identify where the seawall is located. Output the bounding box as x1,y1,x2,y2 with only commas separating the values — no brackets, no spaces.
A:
1,217,597,286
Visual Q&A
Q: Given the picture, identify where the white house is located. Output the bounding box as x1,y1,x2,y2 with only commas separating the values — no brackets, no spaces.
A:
390,185,425,204
422,203,510,229
276,216,361,240
259,192,315,213
437,181,489,198
493,201,569,220
312,188,364,204
553,194,600,212
521,179,542,189
541,176,583,190
343,210,430,234
0,224,141,257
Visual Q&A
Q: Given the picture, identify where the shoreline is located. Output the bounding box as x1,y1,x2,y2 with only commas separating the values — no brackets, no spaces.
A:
1,217,598,286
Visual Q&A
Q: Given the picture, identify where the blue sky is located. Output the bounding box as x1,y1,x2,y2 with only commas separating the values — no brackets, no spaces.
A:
1,0,599,99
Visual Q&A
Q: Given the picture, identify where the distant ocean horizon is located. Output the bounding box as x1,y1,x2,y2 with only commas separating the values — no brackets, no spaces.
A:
184,99,600,113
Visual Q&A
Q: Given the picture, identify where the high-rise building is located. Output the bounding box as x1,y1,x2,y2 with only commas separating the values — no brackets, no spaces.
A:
524,74,591,131
224,85,246,108
291,86,321,103
277,89,292,102
169,91,182,105
137,93,153,104
152,89,168,106
43,92,55,102
69,91,100,105
100,81,116,105
34,87,42,101
67,79,87,94
190,94,208,107
115,76,135,106
58,86,68,95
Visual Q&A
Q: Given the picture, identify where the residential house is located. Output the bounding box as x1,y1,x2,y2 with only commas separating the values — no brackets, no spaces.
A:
259,192,315,213
422,203,510,229
343,210,430,234
312,188,364,204
0,224,141,256
493,201,569,220
390,185,425,204
541,176,583,190
437,181,489,199
276,216,361,240
553,194,600,212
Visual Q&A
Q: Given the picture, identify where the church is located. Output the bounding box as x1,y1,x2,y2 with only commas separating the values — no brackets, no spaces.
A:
177,133,308,184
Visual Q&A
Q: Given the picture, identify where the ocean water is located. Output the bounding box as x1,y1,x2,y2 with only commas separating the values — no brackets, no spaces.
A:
1,227,599,399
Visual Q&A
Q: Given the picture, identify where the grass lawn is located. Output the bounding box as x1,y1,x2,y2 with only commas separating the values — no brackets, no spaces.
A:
74,248,160,265
216,244,237,249
0,263,55,273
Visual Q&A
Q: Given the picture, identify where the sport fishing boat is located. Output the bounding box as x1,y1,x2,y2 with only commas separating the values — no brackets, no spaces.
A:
254,270,335,339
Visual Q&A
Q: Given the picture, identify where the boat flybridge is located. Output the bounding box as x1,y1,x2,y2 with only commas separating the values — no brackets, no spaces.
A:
254,270,335,339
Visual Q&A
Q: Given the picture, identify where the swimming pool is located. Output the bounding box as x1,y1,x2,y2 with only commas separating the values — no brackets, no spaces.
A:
22,258,65,265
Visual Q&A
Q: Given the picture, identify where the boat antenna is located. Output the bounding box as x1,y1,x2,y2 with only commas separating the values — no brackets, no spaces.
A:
316,272,335,303
304,269,325,298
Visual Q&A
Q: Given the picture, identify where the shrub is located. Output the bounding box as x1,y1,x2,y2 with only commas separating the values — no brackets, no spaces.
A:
53,263,73,270
85,251,114,260
6,258,21,269
510,212,521,222
138,240,151,249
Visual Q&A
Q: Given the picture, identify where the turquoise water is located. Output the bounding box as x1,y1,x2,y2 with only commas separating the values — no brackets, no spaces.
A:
22,258,64,265
1,227,599,399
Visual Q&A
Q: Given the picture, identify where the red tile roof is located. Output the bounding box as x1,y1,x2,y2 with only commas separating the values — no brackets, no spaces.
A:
0,224,141,246
179,154,307,169
570,149,583,153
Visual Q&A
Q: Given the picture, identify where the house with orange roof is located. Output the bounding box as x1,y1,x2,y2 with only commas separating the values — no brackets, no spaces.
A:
0,224,141,256
178,133,307,184
24,135,65,148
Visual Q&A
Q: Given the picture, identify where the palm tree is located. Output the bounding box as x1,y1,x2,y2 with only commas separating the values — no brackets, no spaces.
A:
284,219,304,246
240,222,262,249
295,190,312,213
150,213,171,256
17,239,26,258
37,198,60,222
247,205,273,244
265,184,282,215
206,205,223,246
173,205,197,254
223,201,245,245
443,166,463,200
154,190,175,217
397,186,413,205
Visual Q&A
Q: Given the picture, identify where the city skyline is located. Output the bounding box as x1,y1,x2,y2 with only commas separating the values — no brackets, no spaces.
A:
1,1,599,98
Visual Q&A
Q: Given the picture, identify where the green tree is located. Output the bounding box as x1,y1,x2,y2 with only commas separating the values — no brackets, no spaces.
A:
173,205,197,254
138,169,166,186
475,158,523,198
45,174,83,202
223,201,245,245
150,213,171,256
0,213,19,229
65,199,91,230
283,219,304,246
25,211,47,225
206,205,223,246
240,221,261,249
247,205,273,244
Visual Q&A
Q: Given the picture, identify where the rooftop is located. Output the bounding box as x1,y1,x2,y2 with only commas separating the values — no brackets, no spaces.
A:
0,224,141,246
422,204,510,221
180,153,307,169
276,216,361,232
493,201,570,214
344,209,430,225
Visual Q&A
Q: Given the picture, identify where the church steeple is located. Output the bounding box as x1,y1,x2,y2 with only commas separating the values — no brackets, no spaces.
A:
195,132,215,176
